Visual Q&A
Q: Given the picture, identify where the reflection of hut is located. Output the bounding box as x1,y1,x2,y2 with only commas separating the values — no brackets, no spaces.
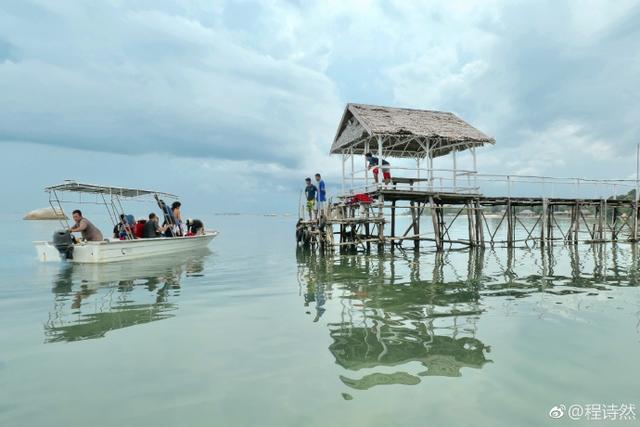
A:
329,327,491,380
296,249,494,390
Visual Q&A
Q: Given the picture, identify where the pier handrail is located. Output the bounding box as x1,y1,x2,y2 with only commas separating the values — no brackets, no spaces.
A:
339,166,637,200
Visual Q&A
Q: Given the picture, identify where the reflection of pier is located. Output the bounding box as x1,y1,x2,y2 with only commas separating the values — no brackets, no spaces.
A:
296,244,639,390
297,248,491,389
45,250,209,343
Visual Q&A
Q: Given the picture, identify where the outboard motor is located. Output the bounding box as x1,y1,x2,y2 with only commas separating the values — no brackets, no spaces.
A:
52,230,74,260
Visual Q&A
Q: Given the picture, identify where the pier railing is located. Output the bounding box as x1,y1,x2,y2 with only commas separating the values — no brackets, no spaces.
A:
340,167,638,200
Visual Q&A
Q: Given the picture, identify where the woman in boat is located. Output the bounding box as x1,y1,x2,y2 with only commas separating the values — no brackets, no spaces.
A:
171,201,186,236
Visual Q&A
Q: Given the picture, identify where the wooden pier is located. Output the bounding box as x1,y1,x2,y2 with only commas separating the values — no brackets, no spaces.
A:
297,104,639,252
297,188,639,252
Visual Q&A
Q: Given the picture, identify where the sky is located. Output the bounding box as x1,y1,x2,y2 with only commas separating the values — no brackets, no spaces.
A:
1,0,640,214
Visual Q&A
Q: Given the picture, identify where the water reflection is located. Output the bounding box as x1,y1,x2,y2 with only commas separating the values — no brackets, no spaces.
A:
296,244,640,391
46,250,210,343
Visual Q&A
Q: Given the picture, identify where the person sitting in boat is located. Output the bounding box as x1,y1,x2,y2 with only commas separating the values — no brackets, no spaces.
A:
69,209,104,242
185,218,205,236
112,214,134,239
365,152,391,184
142,213,169,238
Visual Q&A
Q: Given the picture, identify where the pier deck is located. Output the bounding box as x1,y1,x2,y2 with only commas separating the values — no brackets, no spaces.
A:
298,187,639,252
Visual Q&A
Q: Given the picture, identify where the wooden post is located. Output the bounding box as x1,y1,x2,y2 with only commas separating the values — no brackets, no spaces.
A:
597,200,605,242
466,201,476,246
429,196,442,251
612,207,618,241
364,202,371,252
365,223,371,251
634,199,639,242
547,203,554,243
414,201,420,250
391,200,396,251
410,201,419,251
541,198,548,246
378,195,385,251
506,199,513,248
574,201,580,244
438,202,446,250
475,199,484,247
565,205,576,244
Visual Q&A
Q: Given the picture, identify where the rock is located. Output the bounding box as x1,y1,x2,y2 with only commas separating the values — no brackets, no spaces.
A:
23,207,68,220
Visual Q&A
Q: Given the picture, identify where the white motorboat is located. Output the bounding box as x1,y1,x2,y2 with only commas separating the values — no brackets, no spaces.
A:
34,180,218,263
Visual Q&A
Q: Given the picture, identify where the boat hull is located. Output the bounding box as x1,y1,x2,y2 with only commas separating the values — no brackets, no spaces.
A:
35,232,218,264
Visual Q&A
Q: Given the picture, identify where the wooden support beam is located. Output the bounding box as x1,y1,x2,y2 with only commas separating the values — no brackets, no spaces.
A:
378,195,385,251
612,207,618,241
547,203,554,243
634,198,639,242
574,202,580,244
541,198,548,246
475,199,484,247
429,196,442,251
390,200,396,251
466,201,476,246
597,200,604,241
414,201,420,251
506,199,513,248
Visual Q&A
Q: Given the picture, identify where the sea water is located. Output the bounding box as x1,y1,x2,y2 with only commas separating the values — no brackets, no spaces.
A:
1,213,639,427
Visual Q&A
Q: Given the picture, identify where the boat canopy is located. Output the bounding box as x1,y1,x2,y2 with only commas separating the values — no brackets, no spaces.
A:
45,181,178,199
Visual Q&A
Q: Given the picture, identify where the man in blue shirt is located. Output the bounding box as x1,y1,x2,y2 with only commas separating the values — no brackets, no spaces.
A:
304,177,318,220
315,173,326,218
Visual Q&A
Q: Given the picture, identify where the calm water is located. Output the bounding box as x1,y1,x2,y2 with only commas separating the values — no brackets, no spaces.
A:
1,214,640,427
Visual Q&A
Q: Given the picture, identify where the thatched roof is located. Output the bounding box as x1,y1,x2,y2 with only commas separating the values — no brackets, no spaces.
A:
330,103,495,158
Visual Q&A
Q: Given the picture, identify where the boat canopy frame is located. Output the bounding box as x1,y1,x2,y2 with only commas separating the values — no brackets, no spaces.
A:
45,180,179,238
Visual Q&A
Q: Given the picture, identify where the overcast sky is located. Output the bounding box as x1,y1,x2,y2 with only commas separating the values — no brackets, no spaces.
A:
1,0,639,213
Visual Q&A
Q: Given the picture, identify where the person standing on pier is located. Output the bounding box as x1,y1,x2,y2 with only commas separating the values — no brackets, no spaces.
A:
315,173,326,218
365,152,391,184
304,177,318,220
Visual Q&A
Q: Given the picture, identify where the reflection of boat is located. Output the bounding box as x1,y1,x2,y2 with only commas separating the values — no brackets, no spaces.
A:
45,250,209,343
34,181,218,263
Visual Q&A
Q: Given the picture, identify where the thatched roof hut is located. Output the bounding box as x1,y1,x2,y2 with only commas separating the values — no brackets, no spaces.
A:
330,103,495,158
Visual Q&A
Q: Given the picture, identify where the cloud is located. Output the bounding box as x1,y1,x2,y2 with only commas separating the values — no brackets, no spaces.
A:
384,0,640,178
1,0,640,209
0,1,342,167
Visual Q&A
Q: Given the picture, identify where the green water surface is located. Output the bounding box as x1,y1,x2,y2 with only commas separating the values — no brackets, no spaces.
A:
1,215,639,427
